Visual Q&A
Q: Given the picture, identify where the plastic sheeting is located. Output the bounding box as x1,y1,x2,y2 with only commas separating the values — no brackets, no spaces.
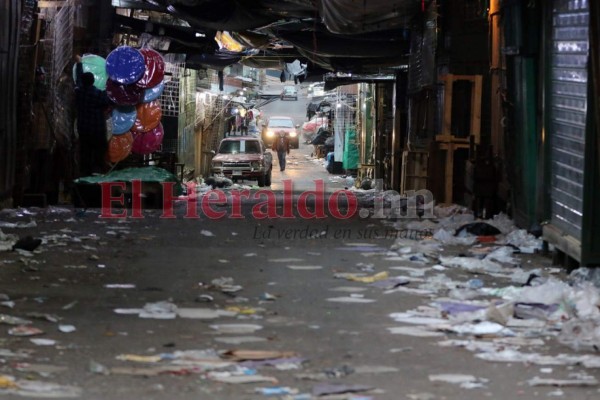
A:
107,132,134,163
319,0,419,34
142,80,165,103
106,46,146,85
135,48,165,89
72,54,107,90
106,79,143,106
343,128,359,170
111,106,137,135
132,100,162,133
132,123,164,155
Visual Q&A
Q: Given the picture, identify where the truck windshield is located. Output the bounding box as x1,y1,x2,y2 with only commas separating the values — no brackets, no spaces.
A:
218,140,261,154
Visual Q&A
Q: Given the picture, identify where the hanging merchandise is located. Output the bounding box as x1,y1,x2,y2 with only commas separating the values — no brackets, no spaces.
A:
131,123,164,155
106,79,143,106
72,54,107,90
107,132,134,163
106,46,146,85
135,49,166,89
111,106,137,135
142,80,165,103
131,100,162,133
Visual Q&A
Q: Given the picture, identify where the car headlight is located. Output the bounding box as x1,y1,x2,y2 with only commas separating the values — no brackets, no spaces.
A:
266,130,274,137
212,161,222,168
289,131,297,137
251,161,261,169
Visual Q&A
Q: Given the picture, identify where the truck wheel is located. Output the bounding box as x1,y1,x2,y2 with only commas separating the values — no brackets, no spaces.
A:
265,169,272,186
257,174,266,187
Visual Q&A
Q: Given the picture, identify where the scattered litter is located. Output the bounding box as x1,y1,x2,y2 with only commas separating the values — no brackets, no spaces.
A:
30,339,57,346
244,253,258,257
387,327,445,337
261,293,277,301
117,354,162,363
0,379,82,398
214,336,267,344
370,277,410,290
62,301,78,310
254,387,298,396
200,230,215,237
209,324,263,334
209,374,277,384
329,287,368,293
429,373,488,388
337,271,389,283
104,284,136,289
287,266,323,270
0,314,32,326
312,383,374,397
176,308,237,319
354,366,399,374
222,350,298,361
455,222,501,237
14,363,67,376
527,375,598,387
269,258,305,263
89,360,110,375
8,326,44,336
58,324,76,333
211,277,243,293
139,301,178,319
326,297,376,304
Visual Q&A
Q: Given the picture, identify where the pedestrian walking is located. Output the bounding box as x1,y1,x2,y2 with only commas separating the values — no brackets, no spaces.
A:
271,131,290,171
74,55,111,176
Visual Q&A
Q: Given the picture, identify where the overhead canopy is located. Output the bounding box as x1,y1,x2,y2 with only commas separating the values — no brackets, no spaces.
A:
111,0,428,76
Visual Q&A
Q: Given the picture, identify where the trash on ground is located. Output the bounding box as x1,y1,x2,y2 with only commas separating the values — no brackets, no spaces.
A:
312,383,374,397
211,277,243,293
222,350,298,361
214,336,267,344
0,314,32,326
209,324,263,334
176,308,237,319
527,375,598,387
429,373,488,389
254,386,299,396
139,301,178,319
326,297,376,303
287,265,323,270
387,327,445,337
58,324,76,333
29,339,57,346
338,271,389,283
104,284,136,289
8,325,44,336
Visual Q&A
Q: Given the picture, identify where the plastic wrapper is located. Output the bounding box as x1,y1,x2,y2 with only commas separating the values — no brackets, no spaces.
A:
107,132,134,163
106,79,143,105
110,106,137,135
132,123,164,155
72,54,107,90
135,48,165,89
132,100,162,133
142,80,164,103
106,46,146,85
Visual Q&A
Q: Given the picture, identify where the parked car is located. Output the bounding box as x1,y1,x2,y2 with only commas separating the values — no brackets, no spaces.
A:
261,116,300,148
280,85,298,101
211,137,273,187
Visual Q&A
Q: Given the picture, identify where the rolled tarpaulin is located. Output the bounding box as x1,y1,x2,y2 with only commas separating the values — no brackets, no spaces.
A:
107,132,134,163
106,46,146,85
136,48,165,89
111,106,137,135
106,79,143,106
72,54,108,90
132,100,162,133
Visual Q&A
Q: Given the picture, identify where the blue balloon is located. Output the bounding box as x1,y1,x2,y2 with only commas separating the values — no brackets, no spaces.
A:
142,80,165,103
106,46,146,85
111,106,137,135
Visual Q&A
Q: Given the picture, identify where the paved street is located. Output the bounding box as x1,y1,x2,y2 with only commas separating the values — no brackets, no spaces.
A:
1,125,599,399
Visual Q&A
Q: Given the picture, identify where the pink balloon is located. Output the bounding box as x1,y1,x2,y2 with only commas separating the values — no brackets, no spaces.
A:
131,123,164,155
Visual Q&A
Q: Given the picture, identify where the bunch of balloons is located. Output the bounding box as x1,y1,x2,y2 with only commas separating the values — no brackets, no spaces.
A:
75,46,166,163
